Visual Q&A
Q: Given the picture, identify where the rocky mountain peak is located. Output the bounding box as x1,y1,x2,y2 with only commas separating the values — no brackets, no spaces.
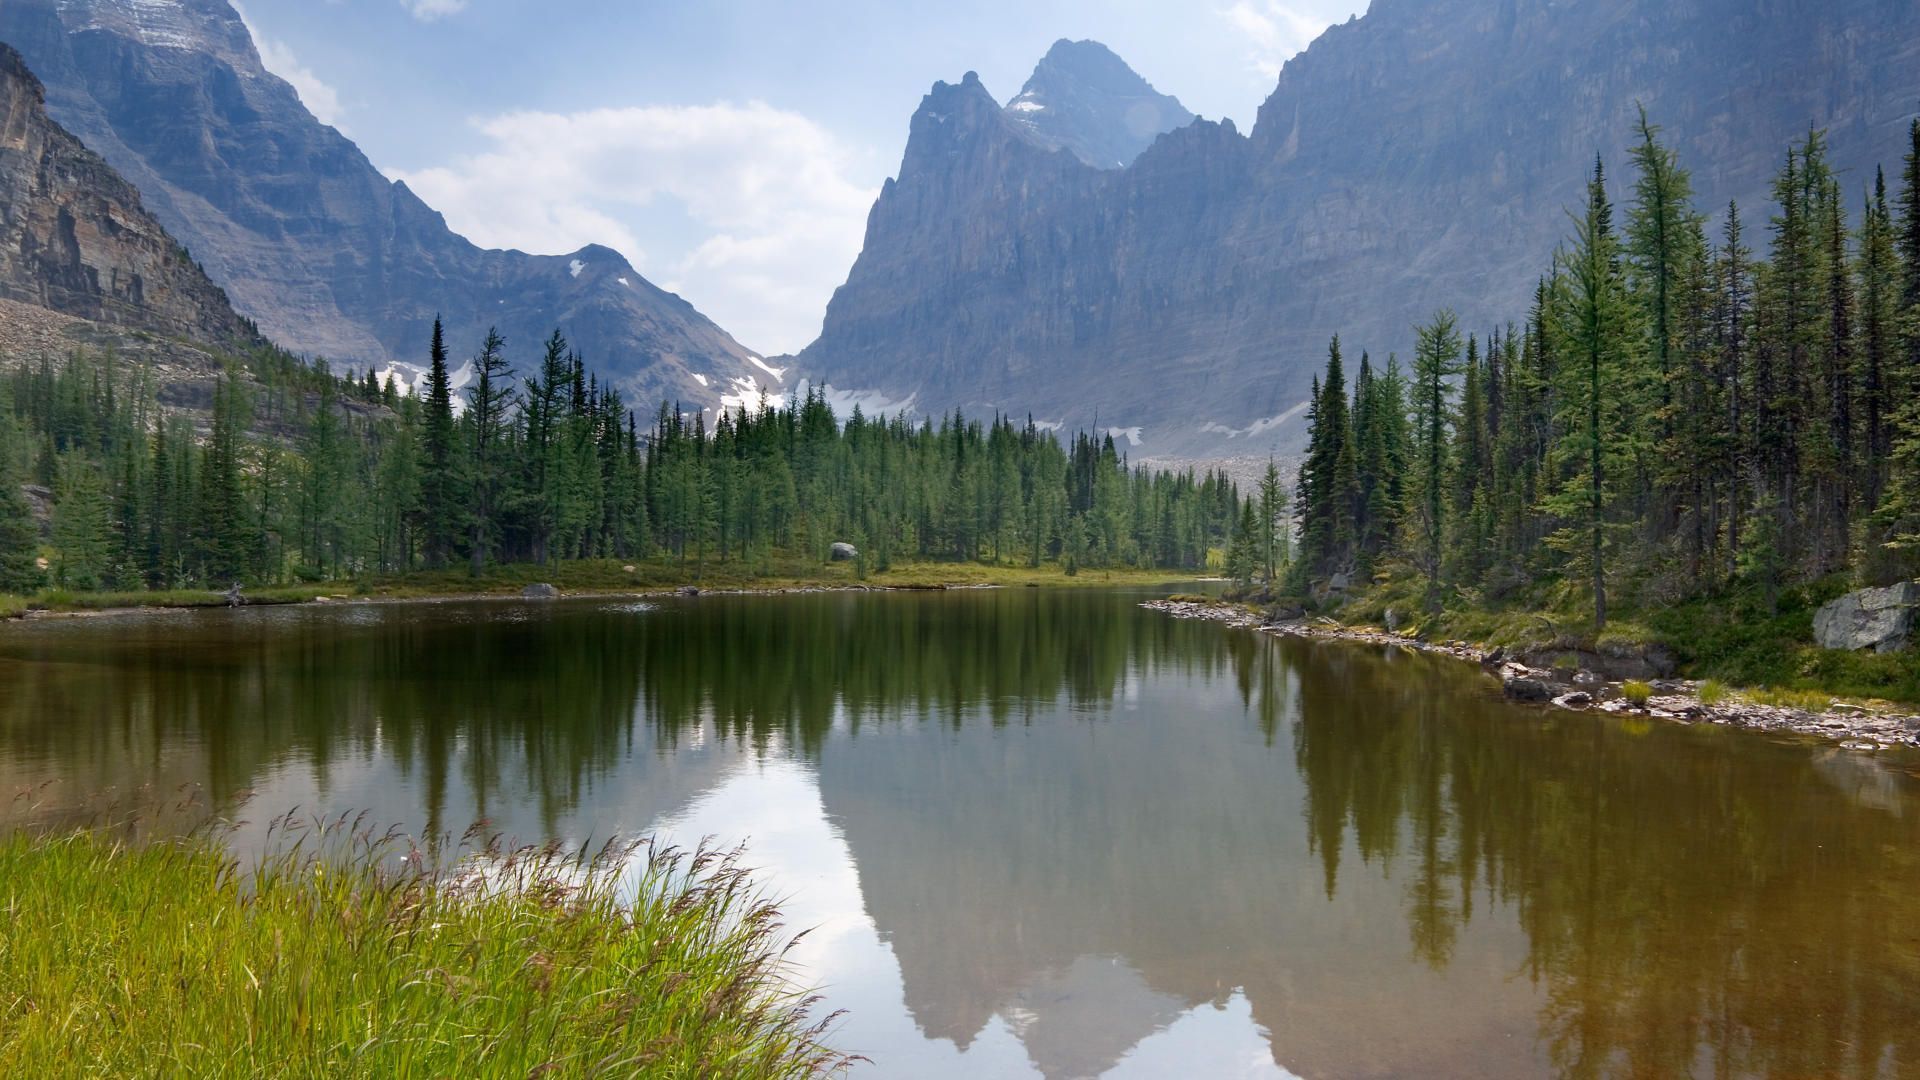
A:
4,0,766,416
49,0,256,68
0,40,253,349
1004,39,1194,169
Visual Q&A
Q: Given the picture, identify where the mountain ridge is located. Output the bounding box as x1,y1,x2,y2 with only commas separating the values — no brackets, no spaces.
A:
0,0,779,413
0,38,253,351
802,0,1920,457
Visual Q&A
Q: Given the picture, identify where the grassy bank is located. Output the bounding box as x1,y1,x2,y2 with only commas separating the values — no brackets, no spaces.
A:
1249,570,1920,707
0,557,1196,618
0,825,851,1077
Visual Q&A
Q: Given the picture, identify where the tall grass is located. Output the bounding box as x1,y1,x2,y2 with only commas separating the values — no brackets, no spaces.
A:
0,813,855,1077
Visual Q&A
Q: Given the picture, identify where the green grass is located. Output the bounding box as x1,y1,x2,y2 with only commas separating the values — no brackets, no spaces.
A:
1645,578,1920,705
2,558,1193,619
1621,680,1654,707
1322,567,1920,707
1736,686,1836,711
0,821,853,1077
1698,680,1729,706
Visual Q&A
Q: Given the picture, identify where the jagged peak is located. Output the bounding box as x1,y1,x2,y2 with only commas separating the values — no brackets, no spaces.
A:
1003,37,1194,169
0,42,46,101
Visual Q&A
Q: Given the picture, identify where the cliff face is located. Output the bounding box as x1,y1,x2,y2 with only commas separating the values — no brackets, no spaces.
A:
804,0,1920,456
0,41,249,348
0,0,769,408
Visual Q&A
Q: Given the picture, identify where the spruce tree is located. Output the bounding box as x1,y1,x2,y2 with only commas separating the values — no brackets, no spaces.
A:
418,316,460,567
0,394,45,595
1545,159,1638,629
1410,310,1463,610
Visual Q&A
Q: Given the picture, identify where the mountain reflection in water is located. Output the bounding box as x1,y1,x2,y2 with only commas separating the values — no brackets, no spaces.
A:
2,589,1916,1078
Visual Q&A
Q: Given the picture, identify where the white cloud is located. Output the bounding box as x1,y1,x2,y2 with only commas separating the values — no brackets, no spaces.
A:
401,0,469,21
1220,1,1355,80
233,2,347,129
389,101,878,355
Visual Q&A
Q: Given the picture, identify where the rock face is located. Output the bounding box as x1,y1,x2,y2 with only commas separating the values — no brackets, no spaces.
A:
1003,40,1193,170
802,0,1920,457
0,42,249,349
1813,583,1920,653
0,0,769,409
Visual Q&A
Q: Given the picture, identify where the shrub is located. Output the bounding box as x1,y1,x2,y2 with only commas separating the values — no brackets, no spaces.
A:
1621,680,1654,707
1697,680,1727,705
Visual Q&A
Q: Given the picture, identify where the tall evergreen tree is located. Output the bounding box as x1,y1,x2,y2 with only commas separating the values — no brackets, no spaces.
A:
418,316,460,568
1410,310,1463,610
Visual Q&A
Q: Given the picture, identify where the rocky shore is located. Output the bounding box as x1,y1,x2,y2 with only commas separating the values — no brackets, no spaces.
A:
1144,599,1920,751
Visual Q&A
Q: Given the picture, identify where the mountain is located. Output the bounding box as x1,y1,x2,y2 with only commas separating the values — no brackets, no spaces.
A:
0,40,249,350
1004,39,1194,170
0,0,775,411
802,1,1920,458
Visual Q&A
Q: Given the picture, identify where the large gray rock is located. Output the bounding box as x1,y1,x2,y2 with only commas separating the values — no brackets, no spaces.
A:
522,583,559,600
1813,583,1920,654
1503,677,1554,703
829,542,859,562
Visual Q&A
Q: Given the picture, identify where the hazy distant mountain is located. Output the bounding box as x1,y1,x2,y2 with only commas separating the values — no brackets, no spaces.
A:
1004,39,1194,170
802,1,1920,457
0,40,249,351
0,0,777,411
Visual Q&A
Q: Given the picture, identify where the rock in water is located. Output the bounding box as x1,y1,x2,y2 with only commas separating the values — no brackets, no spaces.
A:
523,583,559,600
829,542,859,562
1503,677,1554,703
1813,583,1920,653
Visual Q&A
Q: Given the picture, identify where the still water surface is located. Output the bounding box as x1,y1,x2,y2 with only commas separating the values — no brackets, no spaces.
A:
3,588,1918,1078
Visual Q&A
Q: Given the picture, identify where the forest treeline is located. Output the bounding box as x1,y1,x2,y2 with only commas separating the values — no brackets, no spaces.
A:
1283,109,1920,627
0,320,1245,595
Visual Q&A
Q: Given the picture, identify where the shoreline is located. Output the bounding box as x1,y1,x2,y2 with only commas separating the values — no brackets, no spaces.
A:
1145,598,1920,751
2,568,1194,623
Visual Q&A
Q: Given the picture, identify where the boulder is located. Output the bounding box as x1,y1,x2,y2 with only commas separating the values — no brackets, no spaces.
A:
829,542,859,562
677,585,700,597
1503,677,1555,703
1813,582,1920,654
523,583,559,599
1384,608,1401,632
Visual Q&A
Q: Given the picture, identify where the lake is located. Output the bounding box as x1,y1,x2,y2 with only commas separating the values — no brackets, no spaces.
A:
2,587,1917,1078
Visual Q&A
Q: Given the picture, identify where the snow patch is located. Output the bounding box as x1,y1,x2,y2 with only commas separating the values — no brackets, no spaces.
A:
1008,99,1046,113
1107,426,1144,447
747,355,788,384
617,277,631,287
372,358,474,413
799,380,918,421
1197,399,1311,440
720,373,788,412
1030,418,1065,432
568,259,586,279
691,373,709,387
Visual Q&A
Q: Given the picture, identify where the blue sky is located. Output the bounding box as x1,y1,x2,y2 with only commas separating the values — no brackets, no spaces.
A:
234,0,1363,355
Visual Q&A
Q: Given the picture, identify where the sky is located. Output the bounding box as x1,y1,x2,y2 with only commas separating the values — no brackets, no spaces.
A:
233,0,1365,356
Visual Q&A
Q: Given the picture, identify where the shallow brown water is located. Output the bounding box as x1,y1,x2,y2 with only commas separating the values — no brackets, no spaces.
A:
2,588,1918,1078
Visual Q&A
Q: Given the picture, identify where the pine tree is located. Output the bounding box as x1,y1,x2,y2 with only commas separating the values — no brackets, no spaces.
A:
0,391,45,595
51,452,111,590
1410,310,1462,610
1544,159,1638,629
418,316,460,568
466,329,515,575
